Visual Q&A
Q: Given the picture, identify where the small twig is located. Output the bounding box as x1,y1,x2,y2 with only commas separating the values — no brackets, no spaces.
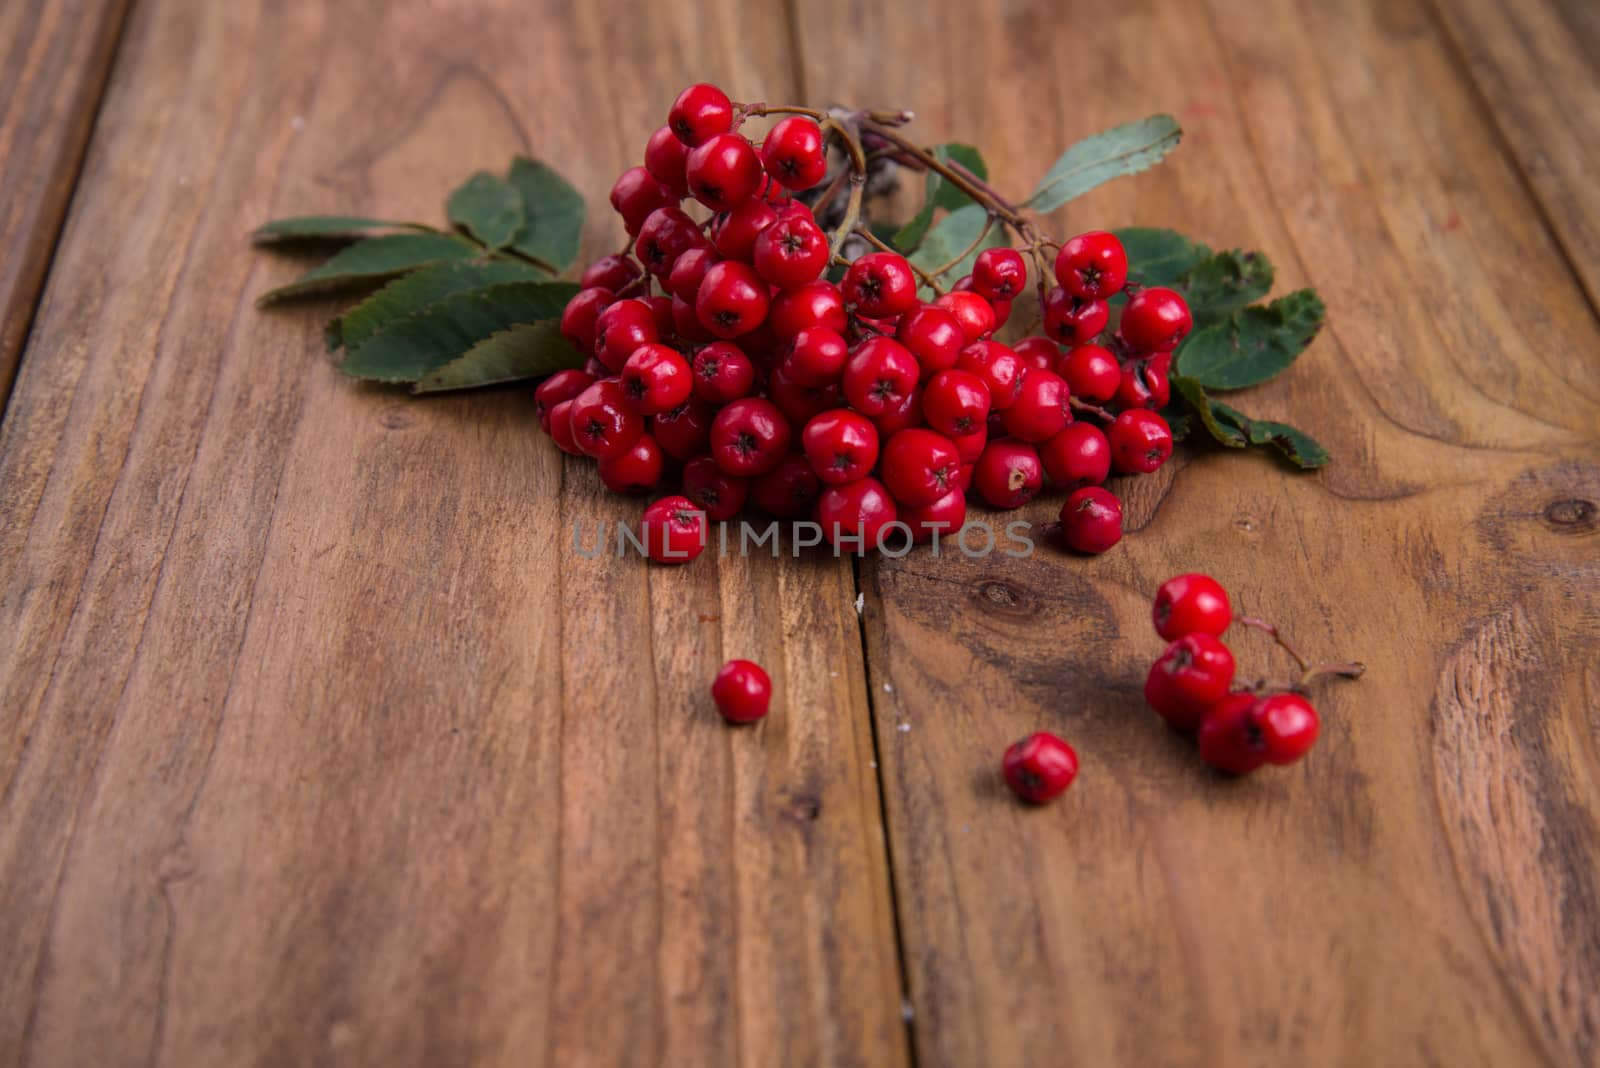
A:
856,226,945,295
1069,396,1114,421
926,213,996,279
1296,661,1366,690
1235,616,1311,673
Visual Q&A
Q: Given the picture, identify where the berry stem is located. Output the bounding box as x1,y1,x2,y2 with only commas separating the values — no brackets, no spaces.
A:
926,212,997,278
1068,396,1115,422
821,116,870,260
861,123,1028,230
738,103,827,122
1296,661,1367,689
1235,615,1312,673
855,226,946,294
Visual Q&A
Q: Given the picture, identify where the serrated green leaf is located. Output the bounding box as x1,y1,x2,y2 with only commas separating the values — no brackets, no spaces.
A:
1175,289,1326,389
1115,227,1211,287
412,321,583,393
892,205,934,252
909,204,1005,290
448,172,525,250
1026,115,1182,212
326,259,546,352
1171,374,1248,447
251,216,432,244
338,280,579,383
257,233,478,305
507,157,584,274
927,144,986,212
1183,249,1274,324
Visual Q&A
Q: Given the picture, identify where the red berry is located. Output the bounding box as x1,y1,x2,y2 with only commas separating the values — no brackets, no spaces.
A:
635,206,708,280
973,440,1043,509
696,260,771,339
896,304,966,378
1042,287,1109,346
668,83,734,146
665,247,716,302
643,295,675,339
682,455,749,521
690,341,756,404
783,326,849,387
711,397,791,476
767,364,841,426
581,254,641,293
597,433,665,494
972,247,1027,300
760,116,827,190
651,396,714,461
1002,732,1079,803
801,409,879,484
1121,286,1193,351
610,166,677,235
712,659,772,722
619,343,692,415
644,125,692,197
535,369,596,432
934,290,997,342
750,453,821,517
641,494,708,565
1054,231,1128,299
1039,423,1110,489
950,425,987,463
957,340,1025,410
1108,409,1173,474
1115,357,1171,411
1145,633,1236,728
1144,354,1172,409
815,476,899,553
921,368,991,436
1059,344,1120,403
1000,368,1071,442
593,298,659,372
1153,573,1232,641
1059,487,1122,553
671,295,715,344
1252,693,1320,765
768,280,847,338
843,252,919,318
547,399,581,455
841,337,919,418
900,488,966,543
1197,694,1268,775
873,388,923,435
752,215,829,289
561,287,616,353
712,198,778,261
1012,336,1059,372
686,133,763,211
880,428,961,507
990,296,1013,330
569,378,645,460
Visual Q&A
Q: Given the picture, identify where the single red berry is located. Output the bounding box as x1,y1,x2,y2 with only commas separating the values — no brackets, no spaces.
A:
972,247,1027,300
712,659,773,723
750,452,821,517
973,440,1043,509
873,388,923,435
668,83,734,146
561,287,616,353
1153,573,1232,641
665,247,717,302
1000,369,1071,442
1059,344,1120,403
1012,336,1060,372
672,295,715,344
651,396,714,461
643,295,675,339
711,396,791,476
1054,231,1128,299
1145,633,1236,728
1059,487,1122,554
815,476,899,553
712,198,779,261
535,369,597,432
843,252,919,318
920,368,991,437
689,341,756,405
635,206,709,280
696,260,770,339
1042,287,1109,346
568,378,644,460
752,215,829,289
880,428,962,507
643,125,692,198
610,166,677,235
760,116,827,190
581,254,641,293
1252,693,1321,765
686,133,764,212
768,280,848,338
957,340,1025,410
950,425,987,463
1121,286,1193,351
841,337,919,418
896,304,966,378
801,409,880,485
1197,693,1268,775
547,399,581,455
783,326,849,387
767,364,842,427
1039,423,1111,489
641,494,708,565
593,298,660,372
620,343,693,415
597,433,665,494
900,487,966,543
934,290,997,343
990,296,1013,330
1108,409,1173,474
1144,353,1172,409
681,455,749,521
1002,732,1079,803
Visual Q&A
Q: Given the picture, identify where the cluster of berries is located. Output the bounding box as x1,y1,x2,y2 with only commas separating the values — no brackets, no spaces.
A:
539,83,1193,563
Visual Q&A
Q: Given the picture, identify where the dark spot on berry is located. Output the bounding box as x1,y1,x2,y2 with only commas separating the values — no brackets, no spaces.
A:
736,431,757,455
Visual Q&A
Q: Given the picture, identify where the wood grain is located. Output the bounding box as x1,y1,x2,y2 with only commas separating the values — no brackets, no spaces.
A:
0,1,904,1065
795,0,1600,1064
0,0,130,406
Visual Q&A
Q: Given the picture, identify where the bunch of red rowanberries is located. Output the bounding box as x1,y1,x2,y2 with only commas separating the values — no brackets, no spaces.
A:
542,82,1193,564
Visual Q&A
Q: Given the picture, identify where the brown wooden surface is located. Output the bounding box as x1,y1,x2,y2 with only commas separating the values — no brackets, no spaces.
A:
0,0,1596,1066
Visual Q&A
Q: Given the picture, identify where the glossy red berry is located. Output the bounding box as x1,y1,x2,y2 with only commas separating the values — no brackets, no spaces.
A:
641,495,708,565
681,455,749,521
644,125,692,198
671,295,715,344
1039,423,1110,489
934,290,997,343
950,425,987,463
881,428,961,508
766,364,841,427
896,304,966,377
696,260,770,339
801,409,879,484
689,341,756,405
1153,573,1232,641
843,252,919,318
561,287,616,352
535,369,597,432
712,659,772,723
597,433,665,494
1041,288,1109,346
1108,409,1173,474
666,247,717,302
973,440,1043,509
815,477,899,553
635,206,709,280
1059,344,1120,403
610,166,677,235
651,396,714,461
1145,633,1236,728
1121,286,1193,351
972,247,1027,300
1059,487,1122,554
547,399,581,454
581,254,641,293
841,337,919,418
1252,693,1321,764
686,133,763,211
957,340,1025,410
1054,231,1128,299
749,452,821,517
760,116,827,190
752,215,829,288
873,388,923,435
921,368,991,436
1197,693,1268,775
594,298,659,372
712,198,778,261
569,378,645,460
1002,732,1079,803
1012,336,1060,372
1000,369,1071,442
768,280,847,337
668,83,734,146
901,488,967,543
619,343,692,415
783,326,849,387
1143,354,1172,409
711,396,791,476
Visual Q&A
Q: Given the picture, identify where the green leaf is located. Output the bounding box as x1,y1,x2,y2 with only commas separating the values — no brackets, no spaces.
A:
1175,289,1326,389
251,215,431,244
892,205,934,252
908,204,1005,289
337,280,579,383
412,321,584,393
1026,115,1182,212
1182,249,1274,325
1159,402,1194,442
926,144,987,212
1115,227,1211,287
326,259,546,352
1210,400,1330,468
507,157,584,274
257,233,478,305
1171,374,1248,447
448,173,525,250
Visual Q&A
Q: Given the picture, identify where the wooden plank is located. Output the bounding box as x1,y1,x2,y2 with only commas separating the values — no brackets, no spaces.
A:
0,1,907,1065
0,0,130,406
1432,0,1600,309
795,0,1600,1064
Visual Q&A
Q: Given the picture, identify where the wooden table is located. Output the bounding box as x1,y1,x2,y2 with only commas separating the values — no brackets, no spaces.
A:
2,0,1596,1064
